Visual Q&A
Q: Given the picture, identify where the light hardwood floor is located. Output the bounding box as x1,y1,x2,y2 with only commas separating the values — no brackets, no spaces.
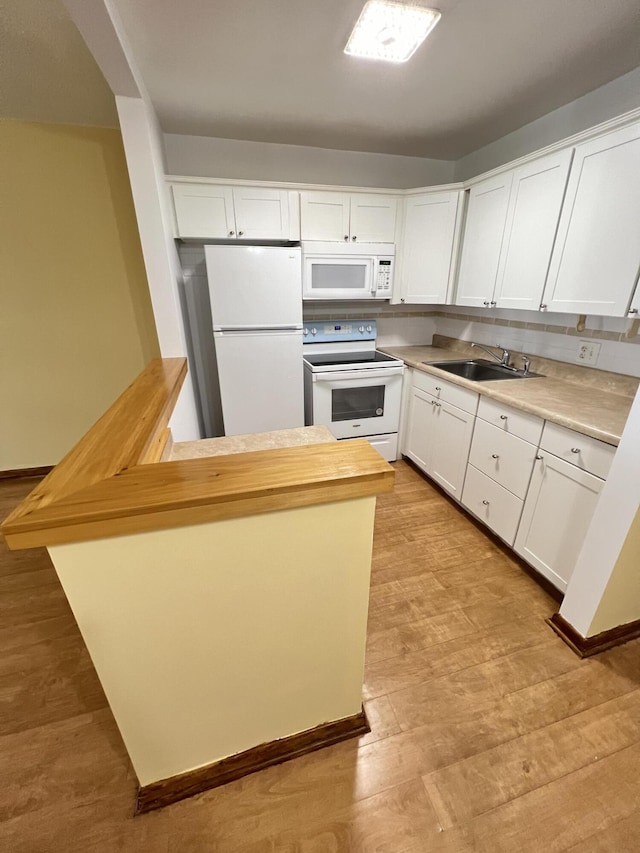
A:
1,463,639,852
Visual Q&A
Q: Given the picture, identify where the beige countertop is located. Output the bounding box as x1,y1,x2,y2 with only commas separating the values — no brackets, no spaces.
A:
169,425,336,460
381,344,636,446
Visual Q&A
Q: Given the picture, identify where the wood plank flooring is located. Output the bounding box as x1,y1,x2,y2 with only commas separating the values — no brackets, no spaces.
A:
1,463,639,851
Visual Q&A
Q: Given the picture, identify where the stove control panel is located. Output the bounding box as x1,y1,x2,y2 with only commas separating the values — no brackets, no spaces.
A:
302,321,377,343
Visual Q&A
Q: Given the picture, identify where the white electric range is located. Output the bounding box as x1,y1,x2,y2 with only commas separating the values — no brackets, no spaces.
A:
302,320,404,461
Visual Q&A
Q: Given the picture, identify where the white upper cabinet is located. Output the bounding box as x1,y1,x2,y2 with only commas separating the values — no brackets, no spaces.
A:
231,188,291,240
171,183,298,240
542,121,640,316
456,149,573,311
349,195,398,242
172,184,235,239
396,190,462,304
301,191,397,242
493,149,573,310
300,192,351,241
455,173,513,307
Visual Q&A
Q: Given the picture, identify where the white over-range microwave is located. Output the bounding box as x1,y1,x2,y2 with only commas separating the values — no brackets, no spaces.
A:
302,242,395,300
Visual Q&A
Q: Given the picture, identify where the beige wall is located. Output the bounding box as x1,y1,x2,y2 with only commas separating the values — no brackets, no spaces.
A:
587,508,640,636
49,497,376,786
0,119,159,470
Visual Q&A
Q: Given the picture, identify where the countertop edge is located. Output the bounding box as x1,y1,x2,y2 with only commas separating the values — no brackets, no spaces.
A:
2,360,393,550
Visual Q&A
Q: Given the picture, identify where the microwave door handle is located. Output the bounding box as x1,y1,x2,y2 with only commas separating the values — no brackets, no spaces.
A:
371,262,377,296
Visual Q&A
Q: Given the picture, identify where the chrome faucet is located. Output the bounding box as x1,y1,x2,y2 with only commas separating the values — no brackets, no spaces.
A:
471,342,511,367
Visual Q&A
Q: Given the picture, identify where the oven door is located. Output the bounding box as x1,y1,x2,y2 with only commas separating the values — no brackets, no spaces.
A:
311,368,403,439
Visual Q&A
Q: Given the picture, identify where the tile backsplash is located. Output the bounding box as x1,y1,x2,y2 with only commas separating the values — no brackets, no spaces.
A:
303,303,640,378
178,246,640,378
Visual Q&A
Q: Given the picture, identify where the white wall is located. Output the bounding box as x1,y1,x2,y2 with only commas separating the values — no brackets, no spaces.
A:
455,67,640,181
116,96,201,440
164,133,455,189
560,384,640,637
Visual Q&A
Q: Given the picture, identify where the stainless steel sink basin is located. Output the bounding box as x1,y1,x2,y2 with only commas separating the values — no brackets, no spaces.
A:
423,359,542,381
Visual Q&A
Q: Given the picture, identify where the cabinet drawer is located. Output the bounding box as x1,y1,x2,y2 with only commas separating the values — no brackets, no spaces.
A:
541,422,615,480
477,397,543,444
468,419,537,499
412,370,479,415
461,465,524,546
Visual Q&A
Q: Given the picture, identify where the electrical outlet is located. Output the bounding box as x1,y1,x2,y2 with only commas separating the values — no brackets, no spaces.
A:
576,340,601,365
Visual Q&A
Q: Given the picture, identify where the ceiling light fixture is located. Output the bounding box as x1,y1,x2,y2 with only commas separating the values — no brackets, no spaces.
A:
345,1,441,63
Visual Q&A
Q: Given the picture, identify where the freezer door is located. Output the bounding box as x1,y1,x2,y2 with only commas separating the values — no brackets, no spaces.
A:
205,245,302,330
214,330,304,435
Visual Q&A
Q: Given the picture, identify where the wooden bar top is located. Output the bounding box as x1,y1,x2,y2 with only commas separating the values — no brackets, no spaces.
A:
2,359,394,549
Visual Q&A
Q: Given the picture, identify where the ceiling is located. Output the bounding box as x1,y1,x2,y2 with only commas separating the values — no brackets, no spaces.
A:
0,0,117,128
110,0,640,158
2,1,639,159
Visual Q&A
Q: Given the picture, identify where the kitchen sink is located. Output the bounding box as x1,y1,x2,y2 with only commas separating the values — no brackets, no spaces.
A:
424,359,542,381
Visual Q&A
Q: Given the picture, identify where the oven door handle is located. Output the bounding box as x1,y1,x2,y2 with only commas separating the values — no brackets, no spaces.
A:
312,367,404,382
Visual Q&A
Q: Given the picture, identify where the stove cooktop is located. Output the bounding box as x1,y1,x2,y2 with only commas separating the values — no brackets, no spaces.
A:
304,351,399,368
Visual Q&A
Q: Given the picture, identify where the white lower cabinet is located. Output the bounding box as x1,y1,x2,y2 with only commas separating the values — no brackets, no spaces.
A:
514,429,611,592
462,400,541,545
461,465,524,546
402,371,615,594
404,373,477,500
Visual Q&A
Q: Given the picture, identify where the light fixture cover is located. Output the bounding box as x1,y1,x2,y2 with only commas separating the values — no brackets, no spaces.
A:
345,1,441,63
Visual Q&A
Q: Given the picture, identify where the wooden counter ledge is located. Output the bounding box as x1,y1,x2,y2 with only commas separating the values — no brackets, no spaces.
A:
2,358,394,550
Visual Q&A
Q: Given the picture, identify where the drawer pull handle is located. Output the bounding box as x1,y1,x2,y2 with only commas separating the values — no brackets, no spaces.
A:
491,454,499,459
571,447,581,454
482,500,490,506
500,415,508,420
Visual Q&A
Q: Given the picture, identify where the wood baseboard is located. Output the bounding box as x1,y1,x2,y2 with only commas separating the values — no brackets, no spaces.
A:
135,707,370,815
0,466,54,480
548,613,640,658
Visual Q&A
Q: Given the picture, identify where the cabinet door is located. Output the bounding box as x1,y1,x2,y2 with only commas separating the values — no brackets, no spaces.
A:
232,188,291,239
404,387,436,474
494,149,573,310
514,452,604,592
542,122,640,316
350,195,398,243
429,400,475,499
399,191,462,304
172,184,235,239
455,173,513,307
300,192,351,241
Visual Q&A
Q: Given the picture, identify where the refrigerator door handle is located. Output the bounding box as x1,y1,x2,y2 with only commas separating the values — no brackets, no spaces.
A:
214,325,303,334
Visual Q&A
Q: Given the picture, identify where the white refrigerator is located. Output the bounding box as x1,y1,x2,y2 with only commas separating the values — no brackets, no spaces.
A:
204,245,304,436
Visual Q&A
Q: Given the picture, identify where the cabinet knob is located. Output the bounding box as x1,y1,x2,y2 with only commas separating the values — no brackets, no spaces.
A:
491,454,499,459
500,415,508,421
352,236,357,241
629,308,638,315
228,231,235,236
571,447,581,454
482,500,490,506
238,230,244,236
400,298,405,303
435,386,441,391
435,402,441,408
490,301,497,307
344,235,349,241
536,455,543,460
483,300,490,307
540,303,548,311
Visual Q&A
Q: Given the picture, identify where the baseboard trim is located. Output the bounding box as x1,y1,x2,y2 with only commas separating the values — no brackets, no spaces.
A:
0,466,54,480
548,613,640,658
135,707,370,815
